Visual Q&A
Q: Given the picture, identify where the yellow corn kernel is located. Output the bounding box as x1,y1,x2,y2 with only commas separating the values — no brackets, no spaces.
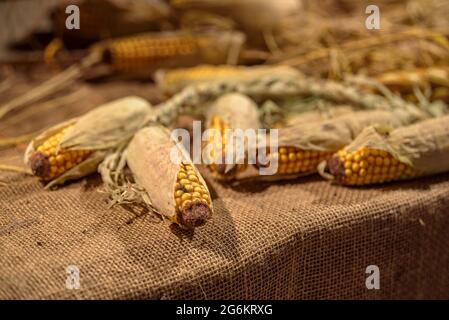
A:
29,126,93,181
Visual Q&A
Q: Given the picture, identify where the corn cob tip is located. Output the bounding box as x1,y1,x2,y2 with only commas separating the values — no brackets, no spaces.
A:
174,161,212,228
327,155,345,183
177,202,211,229
30,152,51,179
28,125,94,182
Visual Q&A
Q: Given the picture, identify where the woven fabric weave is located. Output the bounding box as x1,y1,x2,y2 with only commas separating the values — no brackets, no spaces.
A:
1,145,449,299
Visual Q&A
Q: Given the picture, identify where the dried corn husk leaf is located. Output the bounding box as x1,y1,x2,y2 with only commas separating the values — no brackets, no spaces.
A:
204,93,261,179
259,97,351,128
44,151,107,189
195,31,245,65
24,96,154,188
155,64,300,95
59,96,153,150
277,105,354,128
277,108,429,152
127,125,213,229
345,115,449,174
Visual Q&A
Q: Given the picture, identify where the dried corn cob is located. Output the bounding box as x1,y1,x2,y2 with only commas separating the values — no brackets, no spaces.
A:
127,125,213,229
99,31,245,74
25,96,153,188
103,33,197,73
325,147,420,186
204,93,261,180
257,107,429,179
29,125,93,181
322,115,449,186
155,65,300,95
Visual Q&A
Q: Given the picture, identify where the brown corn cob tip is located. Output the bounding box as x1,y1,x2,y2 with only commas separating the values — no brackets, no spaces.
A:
177,203,210,229
206,115,247,179
260,146,334,175
29,126,92,181
174,162,211,228
327,147,420,186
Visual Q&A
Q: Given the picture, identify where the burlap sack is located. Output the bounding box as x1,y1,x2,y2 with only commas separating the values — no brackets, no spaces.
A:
1,83,449,299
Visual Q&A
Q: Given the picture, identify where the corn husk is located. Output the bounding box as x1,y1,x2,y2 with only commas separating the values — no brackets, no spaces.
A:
276,104,355,128
154,73,425,127
154,64,300,95
195,30,246,65
204,93,261,179
276,108,429,153
59,96,153,150
24,96,153,188
240,107,431,182
127,125,213,228
342,115,449,175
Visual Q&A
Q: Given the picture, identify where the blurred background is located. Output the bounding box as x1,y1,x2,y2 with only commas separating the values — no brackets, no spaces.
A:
0,0,448,138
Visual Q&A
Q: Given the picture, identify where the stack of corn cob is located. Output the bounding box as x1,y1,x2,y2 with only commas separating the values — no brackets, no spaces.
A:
251,106,430,180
